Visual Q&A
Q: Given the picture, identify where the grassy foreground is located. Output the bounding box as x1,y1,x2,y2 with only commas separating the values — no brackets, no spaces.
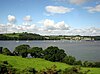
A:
0,54,100,74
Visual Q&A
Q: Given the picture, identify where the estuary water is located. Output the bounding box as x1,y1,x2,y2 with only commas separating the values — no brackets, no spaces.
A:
0,40,100,62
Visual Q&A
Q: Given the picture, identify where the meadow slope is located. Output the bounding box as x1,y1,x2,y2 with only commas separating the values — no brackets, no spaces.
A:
0,54,100,74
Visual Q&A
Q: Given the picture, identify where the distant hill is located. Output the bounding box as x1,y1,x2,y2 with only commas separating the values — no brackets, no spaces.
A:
0,32,46,40
0,32,100,40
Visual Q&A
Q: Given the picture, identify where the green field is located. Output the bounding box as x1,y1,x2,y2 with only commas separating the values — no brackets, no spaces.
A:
0,54,100,74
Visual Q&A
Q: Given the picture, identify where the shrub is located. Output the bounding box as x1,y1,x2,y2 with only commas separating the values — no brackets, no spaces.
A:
2,48,12,55
0,61,17,74
13,44,30,57
62,56,76,65
43,46,66,62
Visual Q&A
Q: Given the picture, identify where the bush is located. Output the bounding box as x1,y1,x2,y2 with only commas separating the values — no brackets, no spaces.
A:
94,62,100,67
2,48,12,55
62,56,76,65
43,46,66,62
74,60,82,66
38,65,60,74
0,61,17,74
13,44,30,57
62,66,90,74
29,47,43,58
21,67,37,74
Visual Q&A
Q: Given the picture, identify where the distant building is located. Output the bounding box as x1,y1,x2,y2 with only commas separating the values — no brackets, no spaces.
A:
83,37,92,40
45,37,49,39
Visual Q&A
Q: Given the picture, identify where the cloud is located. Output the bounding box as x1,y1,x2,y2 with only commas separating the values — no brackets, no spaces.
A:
53,0,100,5
56,21,70,30
0,23,38,33
43,19,55,30
53,0,88,5
23,15,32,22
1,14,100,35
40,19,70,31
8,15,16,23
67,27,100,36
0,23,100,36
84,4,100,13
45,6,74,14
69,0,87,5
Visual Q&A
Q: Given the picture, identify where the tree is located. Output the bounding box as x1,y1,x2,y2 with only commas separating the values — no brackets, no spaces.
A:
83,61,93,67
95,62,100,67
29,47,43,58
74,60,82,66
2,48,12,55
13,44,30,58
43,46,66,62
0,34,8,40
62,56,76,65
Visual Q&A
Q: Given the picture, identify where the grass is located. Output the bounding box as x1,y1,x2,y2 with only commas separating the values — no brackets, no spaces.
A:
5,33,19,38
0,54,100,74
82,68,100,74
0,54,71,70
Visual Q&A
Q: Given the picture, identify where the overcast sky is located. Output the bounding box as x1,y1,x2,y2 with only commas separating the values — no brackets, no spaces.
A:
0,0,100,36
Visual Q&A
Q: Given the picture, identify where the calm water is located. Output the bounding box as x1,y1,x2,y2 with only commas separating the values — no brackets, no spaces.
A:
0,40,100,62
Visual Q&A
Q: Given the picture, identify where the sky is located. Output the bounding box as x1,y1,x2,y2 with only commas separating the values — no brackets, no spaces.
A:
0,0,100,36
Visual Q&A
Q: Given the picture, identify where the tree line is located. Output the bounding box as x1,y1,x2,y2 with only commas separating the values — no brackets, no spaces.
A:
0,32,100,40
0,32,46,40
0,45,100,68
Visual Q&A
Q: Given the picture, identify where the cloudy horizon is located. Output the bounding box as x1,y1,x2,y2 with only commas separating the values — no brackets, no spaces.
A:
0,0,100,36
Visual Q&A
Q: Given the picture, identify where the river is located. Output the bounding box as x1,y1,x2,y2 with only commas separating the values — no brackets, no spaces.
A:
0,40,100,62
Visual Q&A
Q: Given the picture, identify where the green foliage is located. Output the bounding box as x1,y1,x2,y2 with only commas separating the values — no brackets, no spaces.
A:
74,60,82,66
0,54,70,71
0,33,100,40
0,61,17,74
43,46,66,62
49,36,60,40
20,67,37,74
83,61,100,68
94,62,100,67
93,36,100,40
2,48,12,55
0,47,3,54
13,44,30,57
20,32,44,40
29,47,43,58
0,60,89,74
18,32,46,40
1,45,100,68
0,54,100,74
0,32,46,40
62,56,76,65
0,34,8,40
83,61,93,67
62,66,90,74
38,65,60,74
